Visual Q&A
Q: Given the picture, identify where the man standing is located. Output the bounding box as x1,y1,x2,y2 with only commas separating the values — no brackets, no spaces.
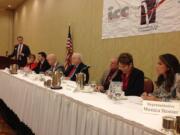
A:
8,36,31,67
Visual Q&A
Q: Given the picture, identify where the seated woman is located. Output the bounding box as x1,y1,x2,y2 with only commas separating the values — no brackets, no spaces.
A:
113,53,144,96
142,53,180,101
24,54,37,71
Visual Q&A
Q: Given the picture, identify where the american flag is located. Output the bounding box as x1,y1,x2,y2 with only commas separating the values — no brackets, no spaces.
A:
64,25,73,70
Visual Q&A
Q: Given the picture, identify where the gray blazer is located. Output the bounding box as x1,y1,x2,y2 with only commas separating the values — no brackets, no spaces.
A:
100,69,119,85
46,62,65,73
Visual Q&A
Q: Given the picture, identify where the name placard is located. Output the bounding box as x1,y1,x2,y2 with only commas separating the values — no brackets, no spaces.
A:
143,100,180,115
63,80,77,92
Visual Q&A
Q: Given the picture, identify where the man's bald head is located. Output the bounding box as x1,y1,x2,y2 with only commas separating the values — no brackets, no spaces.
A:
109,57,118,70
47,53,57,66
72,53,82,65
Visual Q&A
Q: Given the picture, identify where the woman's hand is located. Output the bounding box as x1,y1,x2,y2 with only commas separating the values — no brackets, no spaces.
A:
141,92,160,101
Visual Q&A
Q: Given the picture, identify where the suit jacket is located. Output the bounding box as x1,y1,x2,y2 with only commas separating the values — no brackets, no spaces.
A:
9,44,31,67
46,62,65,73
64,63,89,83
113,68,144,96
34,60,50,74
100,69,120,91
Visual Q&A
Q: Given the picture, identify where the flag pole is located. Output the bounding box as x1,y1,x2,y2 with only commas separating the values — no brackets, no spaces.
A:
64,24,73,69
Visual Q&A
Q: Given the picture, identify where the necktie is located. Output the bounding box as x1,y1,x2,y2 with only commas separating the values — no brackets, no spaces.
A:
40,63,42,70
17,44,23,60
52,64,56,72
103,69,116,90
68,66,76,78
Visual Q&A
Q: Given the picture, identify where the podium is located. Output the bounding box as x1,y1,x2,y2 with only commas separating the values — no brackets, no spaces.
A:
0,56,17,69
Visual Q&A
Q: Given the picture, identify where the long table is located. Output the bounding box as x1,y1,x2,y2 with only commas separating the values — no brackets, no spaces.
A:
0,70,164,135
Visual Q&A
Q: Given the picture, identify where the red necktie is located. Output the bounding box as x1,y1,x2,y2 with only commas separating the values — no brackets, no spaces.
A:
68,66,76,77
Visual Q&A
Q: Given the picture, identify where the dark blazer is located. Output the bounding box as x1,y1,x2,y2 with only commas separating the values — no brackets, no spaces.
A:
34,60,50,74
8,44,31,67
113,68,144,96
64,63,89,83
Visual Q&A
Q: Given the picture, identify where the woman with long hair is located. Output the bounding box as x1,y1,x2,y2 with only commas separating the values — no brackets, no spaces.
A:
142,53,180,101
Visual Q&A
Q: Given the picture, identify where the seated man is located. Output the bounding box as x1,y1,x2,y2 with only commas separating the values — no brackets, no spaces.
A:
46,53,64,73
64,53,89,83
113,53,144,96
96,57,120,93
34,52,50,74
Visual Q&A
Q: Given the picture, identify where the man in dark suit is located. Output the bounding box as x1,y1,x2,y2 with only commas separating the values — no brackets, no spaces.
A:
113,53,144,96
64,53,89,84
34,52,50,74
8,36,31,67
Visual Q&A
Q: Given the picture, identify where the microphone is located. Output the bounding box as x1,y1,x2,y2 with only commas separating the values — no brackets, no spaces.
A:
80,66,90,72
5,51,8,57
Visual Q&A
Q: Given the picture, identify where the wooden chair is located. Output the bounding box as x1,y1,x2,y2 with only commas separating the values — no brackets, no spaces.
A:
144,77,154,93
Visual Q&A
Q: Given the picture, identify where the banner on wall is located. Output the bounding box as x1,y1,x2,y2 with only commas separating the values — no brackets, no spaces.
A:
102,0,180,39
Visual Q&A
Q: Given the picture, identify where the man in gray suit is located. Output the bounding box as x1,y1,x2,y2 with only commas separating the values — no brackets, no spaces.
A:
96,57,120,93
46,54,64,74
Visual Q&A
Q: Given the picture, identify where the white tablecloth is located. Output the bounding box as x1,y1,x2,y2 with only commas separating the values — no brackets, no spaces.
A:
0,70,164,135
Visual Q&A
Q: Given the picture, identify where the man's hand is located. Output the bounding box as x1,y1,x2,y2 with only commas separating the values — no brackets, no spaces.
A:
64,77,70,80
95,85,104,92
19,53,24,56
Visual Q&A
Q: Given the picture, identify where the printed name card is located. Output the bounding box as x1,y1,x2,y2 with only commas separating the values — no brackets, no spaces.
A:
63,80,77,92
143,100,180,116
